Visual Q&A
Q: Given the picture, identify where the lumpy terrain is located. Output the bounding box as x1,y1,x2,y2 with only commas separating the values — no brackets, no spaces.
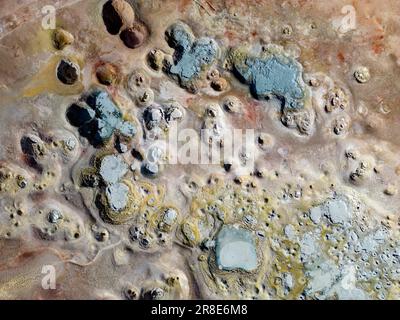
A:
0,0,400,300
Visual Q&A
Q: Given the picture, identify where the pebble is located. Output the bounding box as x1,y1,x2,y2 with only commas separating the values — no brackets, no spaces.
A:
211,78,228,91
147,49,165,71
309,206,322,224
120,23,147,49
66,103,95,127
96,62,118,86
102,0,135,35
141,161,159,177
354,66,370,84
384,184,397,196
48,209,63,224
222,96,242,113
164,102,184,122
52,28,74,50
143,106,164,130
57,59,80,85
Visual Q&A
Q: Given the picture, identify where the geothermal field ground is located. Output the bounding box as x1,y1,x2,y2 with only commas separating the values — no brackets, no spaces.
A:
0,0,400,300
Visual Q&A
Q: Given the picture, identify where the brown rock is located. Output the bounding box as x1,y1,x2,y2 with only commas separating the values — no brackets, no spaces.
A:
120,23,148,49
102,0,135,35
211,78,228,91
96,62,118,86
52,28,74,50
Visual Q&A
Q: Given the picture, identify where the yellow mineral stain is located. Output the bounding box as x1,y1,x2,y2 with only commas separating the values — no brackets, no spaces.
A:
26,27,54,56
23,55,84,97
0,274,39,299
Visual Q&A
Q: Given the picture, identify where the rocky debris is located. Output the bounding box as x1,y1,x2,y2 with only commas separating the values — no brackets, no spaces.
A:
136,88,155,107
20,134,46,160
349,161,372,185
128,69,150,88
80,168,99,187
201,103,225,147
207,69,219,81
129,225,145,241
129,225,154,249
57,59,80,85
17,176,28,189
92,225,109,242
202,117,225,146
52,28,74,50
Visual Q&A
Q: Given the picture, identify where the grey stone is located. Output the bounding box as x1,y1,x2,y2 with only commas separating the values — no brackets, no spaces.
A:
309,206,322,224
325,199,351,225
232,55,304,109
99,155,128,184
105,182,129,211
48,209,63,224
